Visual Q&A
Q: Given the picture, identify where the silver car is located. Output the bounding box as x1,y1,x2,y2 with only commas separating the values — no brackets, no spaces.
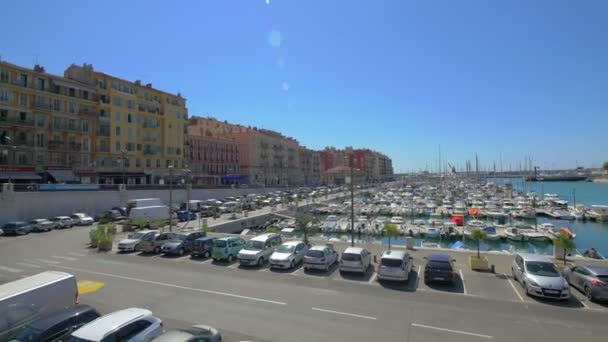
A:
512,253,570,300
118,230,158,253
563,264,608,301
269,241,309,269
49,216,74,229
303,245,338,272
151,325,221,342
29,219,54,232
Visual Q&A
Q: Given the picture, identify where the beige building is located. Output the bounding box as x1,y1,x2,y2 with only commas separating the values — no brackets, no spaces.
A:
299,147,321,186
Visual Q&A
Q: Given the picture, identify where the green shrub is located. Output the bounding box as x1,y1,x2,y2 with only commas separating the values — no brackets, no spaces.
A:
89,227,102,248
265,226,280,234
201,225,214,233
131,218,149,229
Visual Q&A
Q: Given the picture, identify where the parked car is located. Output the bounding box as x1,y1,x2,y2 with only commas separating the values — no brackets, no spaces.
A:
50,216,75,229
211,237,246,262
29,218,55,232
95,209,127,222
151,325,221,342
71,213,94,226
339,247,372,274
69,308,164,342
118,230,158,253
303,245,339,272
161,231,206,256
112,206,128,217
237,233,282,266
423,253,456,285
563,264,608,301
139,232,175,254
378,250,414,282
190,237,216,259
270,241,309,269
199,205,217,218
176,210,197,222
1,221,33,235
9,304,101,342
512,253,570,299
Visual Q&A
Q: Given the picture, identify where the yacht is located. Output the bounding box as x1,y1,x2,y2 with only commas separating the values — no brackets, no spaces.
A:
503,227,529,242
468,219,486,227
390,216,404,225
321,215,339,233
586,205,608,221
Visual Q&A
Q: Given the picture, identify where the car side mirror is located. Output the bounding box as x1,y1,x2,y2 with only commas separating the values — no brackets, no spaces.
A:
423,257,428,260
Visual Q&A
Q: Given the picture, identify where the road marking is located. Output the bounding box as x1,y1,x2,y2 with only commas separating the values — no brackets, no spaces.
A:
77,280,105,294
68,252,86,257
173,255,192,261
51,264,287,306
311,307,377,320
580,300,589,309
199,258,214,264
459,269,467,295
289,267,302,275
35,259,61,265
505,274,524,302
0,265,23,273
416,265,421,288
52,255,78,261
228,262,240,269
16,262,42,269
368,272,377,284
411,323,492,339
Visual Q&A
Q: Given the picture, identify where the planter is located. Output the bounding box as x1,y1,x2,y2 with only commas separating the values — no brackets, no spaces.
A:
469,255,489,271
97,239,113,252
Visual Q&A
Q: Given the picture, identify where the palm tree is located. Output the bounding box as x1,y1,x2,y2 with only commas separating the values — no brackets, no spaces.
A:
383,223,399,250
296,213,317,245
553,232,576,265
471,228,487,259
603,161,608,173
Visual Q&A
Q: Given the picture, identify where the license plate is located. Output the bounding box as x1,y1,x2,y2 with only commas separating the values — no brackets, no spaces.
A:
545,290,559,294
433,277,444,281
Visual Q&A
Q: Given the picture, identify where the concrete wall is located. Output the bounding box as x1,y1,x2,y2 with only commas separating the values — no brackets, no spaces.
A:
0,187,283,223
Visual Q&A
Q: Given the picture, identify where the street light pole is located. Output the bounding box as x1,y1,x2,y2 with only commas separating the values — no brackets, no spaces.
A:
121,150,127,189
350,155,355,247
169,165,173,232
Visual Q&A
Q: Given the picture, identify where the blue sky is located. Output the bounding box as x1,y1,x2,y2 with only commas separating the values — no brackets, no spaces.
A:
3,0,608,172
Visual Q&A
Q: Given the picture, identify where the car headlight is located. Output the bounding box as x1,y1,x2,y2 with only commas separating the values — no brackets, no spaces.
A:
526,277,539,287
563,282,569,290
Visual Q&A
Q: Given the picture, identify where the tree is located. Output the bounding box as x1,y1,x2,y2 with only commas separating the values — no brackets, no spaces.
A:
471,228,487,259
603,161,608,173
296,213,317,245
383,223,399,250
553,232,576,265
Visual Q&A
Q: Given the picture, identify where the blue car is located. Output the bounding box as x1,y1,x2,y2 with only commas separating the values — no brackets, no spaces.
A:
177,210,197,222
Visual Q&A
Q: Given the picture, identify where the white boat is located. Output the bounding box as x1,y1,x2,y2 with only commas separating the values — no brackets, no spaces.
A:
425,227,441,238
503,227,529,242
483,226,501,241
404,225,421,236
538,222,555,231
321,215,339,233
552,209,575,220
512,208,536,219
413,219,426,225
522,230,549,241
586,205,608,221
468,220,485,227
389,216,404,225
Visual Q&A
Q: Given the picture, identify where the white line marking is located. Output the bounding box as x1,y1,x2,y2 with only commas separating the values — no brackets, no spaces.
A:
52,255,78,261
51,264,286,306
289,267,302,275
35,259,61,265
228,263,240,269
173,255,191,261
68,252,86,257
368,272,377,284
459,269,467,295
416,265,421,288
200,258,213,264
411,323,492,339
0,265,23,273
580,300,589,309
16,262,42,269
311,307,377,320
505,274,524,302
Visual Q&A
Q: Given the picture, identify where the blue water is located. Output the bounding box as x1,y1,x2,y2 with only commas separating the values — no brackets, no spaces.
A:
490,178,608,206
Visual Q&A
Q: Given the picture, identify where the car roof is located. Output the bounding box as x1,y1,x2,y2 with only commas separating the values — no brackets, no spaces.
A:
251,233,280,241
427,253,451,262
216,236,240,241
27,305,98,331
517,253,551,262
382,250,407,259
195,237,215,242
309,245,330,251
344,247,365,254
583,264,608,275
151,330,195,341
72,308,153,340
282,240,303,246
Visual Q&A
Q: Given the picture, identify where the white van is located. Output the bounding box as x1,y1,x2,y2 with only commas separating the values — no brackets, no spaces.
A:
128,205,172,224
237,233,282,266
126,198,164,216
0,271,79,340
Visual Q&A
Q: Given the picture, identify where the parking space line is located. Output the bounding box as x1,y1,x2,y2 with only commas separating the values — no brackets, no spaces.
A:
0,265,23,273
52,264,287,306
311,307,377,320
16,262,42,269
36,259,61,265
289,268,302,275
368,272,377,284
416,265,421,288
68,252,86,257
459,269,467,295
228,263,240,269
505,274,524,302
52,255,78,261
173,256,192,261
580,300,589,310
411,323,492,339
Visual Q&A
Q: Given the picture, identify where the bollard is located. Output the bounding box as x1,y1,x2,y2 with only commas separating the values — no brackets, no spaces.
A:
491,264,495,273
373,255,377,263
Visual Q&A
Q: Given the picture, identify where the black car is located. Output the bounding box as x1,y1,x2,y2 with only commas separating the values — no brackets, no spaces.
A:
9,304,100,342
423,254,456,285
191,237,216,258
161,231,207,255
1,221,33,235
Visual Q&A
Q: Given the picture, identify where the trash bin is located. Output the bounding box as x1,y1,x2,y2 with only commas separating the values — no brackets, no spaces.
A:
405,236,414,250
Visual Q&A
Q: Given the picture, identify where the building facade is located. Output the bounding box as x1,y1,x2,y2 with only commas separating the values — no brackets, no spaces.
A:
65,63,188,184
299,147,321,186
319,147,393,184
187,124,240,185
1,61,99,183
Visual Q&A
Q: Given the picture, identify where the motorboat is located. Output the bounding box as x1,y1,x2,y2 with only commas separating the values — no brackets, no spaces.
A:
483,226,501,241
503,227,529,242
585,205,608,221
321,215,339,233
522,230,549,241
389,216,404,225
468,220,485,227
552,209,575,220
425,227,441,238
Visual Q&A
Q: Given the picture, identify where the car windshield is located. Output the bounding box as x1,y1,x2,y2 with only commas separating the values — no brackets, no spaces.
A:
214,240,227,248
427,261,452,270
306,250,325,258
171,234,188,242
67,337,95,342
128,232,146,239
525,261,560,277
276,245,295,253
341,253,362,261
381,258,403,267
9,325,43,341
245,241,265,251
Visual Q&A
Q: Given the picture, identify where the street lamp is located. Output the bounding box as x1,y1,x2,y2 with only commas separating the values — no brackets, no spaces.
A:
121,149,127,188
168,164,173,232
349,154,355,247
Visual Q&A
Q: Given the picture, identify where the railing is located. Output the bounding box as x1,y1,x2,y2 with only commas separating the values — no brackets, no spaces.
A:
68,143,82,151
0,116,35,126
34,102,52,110
48,140,64,150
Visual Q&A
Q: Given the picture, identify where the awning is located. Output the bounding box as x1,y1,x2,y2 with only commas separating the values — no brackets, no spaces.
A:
0,172,42,180
97,172,147,177
47,169,77,182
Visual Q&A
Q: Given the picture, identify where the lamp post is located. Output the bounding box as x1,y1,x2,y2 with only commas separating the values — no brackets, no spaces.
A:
168,165,174,232
350,154,355,247
121,150,127,189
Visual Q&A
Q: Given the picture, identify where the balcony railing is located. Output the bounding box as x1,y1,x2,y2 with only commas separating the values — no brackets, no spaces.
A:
48,140,64,150
68,142,82,151
34,102,52,110
0,116,35,126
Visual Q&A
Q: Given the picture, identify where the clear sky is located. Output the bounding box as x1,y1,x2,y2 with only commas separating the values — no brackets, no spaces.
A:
3,0,607,172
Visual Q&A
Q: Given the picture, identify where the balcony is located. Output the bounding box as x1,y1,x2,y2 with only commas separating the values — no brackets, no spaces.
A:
48,140,64,150
0,116,35,126
13,139,35,147
34,102,52,110
79,108,95,116
68,142,82,151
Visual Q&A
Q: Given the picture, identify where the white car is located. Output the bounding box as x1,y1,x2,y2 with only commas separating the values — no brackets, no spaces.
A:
270,241,309,269
377,250,413,282
512,253,570,300
69,308,164,342
118,230,158,253
339,247,372,274
303,245,338,272
71,213,94,226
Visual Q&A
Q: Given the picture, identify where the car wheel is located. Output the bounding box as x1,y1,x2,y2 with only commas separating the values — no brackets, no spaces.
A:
178,248,184,256
258,257,264,266
154,246,161,254
228,255,234,262
290,261,295,269
511,267,517,281
584,286,594,301
523,282,530,296
134,244,140,252
324,262,329,272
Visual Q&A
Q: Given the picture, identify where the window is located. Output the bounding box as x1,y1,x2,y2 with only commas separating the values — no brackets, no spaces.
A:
19,74,28,87
166,160,171,168
0,109,7,120
20,93,28,106
68,119,76,130
82,137,89,151
0,88,9,102
113,96,123,106
53,99,61,111
115,141,121,151
110,320,151,341
115,126,120,136
68,102,75,114
53,117,63,129
156,159,161,168
36,133,44,147
34,113,45,127
136,158,141,167
19,112,27,121
127,142,134,151
127,99,133,109
146,159,151,167
36,78,45,91
127,113,132,123
17,152,28,164
137,143,142,151
115,111,121,121
36,154,44,165
176,111,181,119
136,128,140,137
82,120,89,132
99,140,108,152
128,127,133,138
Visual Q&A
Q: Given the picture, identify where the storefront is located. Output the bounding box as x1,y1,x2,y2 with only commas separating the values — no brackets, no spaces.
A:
0,166,42,183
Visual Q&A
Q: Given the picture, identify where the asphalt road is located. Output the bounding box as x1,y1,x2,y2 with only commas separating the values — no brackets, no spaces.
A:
1,226,608,342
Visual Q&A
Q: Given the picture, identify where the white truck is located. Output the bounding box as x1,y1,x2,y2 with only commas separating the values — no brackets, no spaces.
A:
0,271,79,340
126,198,173,225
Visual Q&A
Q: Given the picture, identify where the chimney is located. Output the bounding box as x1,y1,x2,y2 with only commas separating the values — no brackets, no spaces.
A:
33,64,45,73
135,80,141,86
